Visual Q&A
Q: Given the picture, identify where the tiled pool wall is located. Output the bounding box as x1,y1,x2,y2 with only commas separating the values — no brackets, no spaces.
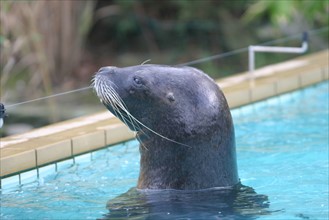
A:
1,144,128,190
0,50,328,188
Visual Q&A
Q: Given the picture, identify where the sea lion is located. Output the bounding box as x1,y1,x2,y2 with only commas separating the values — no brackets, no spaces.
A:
93,64,239,190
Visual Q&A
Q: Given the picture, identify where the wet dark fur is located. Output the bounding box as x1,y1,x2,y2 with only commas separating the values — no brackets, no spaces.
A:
94,64,239,190
100,184,270,219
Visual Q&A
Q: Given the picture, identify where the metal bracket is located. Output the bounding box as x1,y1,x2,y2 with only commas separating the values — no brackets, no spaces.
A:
248,32,308,84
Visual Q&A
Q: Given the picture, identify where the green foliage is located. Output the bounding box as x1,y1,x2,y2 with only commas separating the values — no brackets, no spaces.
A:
245,0,329,27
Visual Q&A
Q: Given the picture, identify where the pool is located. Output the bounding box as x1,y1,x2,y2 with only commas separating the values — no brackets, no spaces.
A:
1,81,328,219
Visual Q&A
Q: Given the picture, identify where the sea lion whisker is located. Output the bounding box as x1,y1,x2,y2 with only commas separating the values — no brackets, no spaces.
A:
135,118,191,148
110,98,140,131
90,76,96,85
107,92,157,137
110,104,132,128
141,59,151,65
104,94,133,128
108,88,144,132
135,133,149,151
117,107,191,148
106,89,142,132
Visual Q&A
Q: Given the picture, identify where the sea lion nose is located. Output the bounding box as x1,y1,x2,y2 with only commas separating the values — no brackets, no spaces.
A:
98,66,117,75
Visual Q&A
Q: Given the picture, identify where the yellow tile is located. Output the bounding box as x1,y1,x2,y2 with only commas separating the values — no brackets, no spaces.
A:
276,75,300,94
300,69,323,87
104,124,135,145
251,83,276,102
225,89,251,108
0,150,36,177
72,130,106,155
36,140,72,166
0,147,27,158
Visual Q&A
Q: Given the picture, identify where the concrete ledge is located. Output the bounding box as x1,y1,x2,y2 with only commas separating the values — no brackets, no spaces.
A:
0,49,328,178
219,50,328,108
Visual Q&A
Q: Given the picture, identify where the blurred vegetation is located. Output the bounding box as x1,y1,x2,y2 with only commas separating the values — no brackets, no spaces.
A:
0,0,328,134
0,0,94,102
1,0,328,101
86,0,328,75
245,0,328,26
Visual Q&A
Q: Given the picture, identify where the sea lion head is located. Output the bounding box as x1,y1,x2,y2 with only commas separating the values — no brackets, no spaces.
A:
93,64,229,143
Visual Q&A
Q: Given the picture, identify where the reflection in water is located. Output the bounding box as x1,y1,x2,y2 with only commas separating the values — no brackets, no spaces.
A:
100,184,270,220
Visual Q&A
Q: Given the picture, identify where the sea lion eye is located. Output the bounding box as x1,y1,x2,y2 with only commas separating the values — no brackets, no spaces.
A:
133,77,143,86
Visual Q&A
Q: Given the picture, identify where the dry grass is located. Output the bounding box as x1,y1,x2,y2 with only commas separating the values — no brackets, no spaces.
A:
0,0,94,102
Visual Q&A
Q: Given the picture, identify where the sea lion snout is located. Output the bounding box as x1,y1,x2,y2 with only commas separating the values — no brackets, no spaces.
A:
97,66,117,76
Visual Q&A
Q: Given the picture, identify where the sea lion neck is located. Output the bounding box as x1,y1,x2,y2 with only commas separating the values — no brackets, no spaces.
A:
137,133,238,190
137,140,202,190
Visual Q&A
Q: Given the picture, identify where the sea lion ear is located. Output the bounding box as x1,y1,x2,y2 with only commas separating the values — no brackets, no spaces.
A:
166,92,175,103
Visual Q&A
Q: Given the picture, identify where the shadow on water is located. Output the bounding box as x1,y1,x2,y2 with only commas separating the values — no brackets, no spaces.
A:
99,183,271,220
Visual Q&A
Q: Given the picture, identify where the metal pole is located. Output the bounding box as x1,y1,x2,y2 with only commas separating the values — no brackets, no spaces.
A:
248,32,308,84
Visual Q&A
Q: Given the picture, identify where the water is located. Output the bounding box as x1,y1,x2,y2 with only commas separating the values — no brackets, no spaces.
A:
1,81,328,219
